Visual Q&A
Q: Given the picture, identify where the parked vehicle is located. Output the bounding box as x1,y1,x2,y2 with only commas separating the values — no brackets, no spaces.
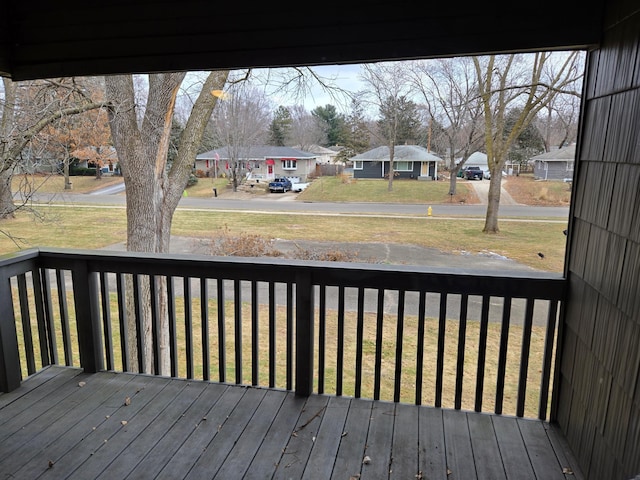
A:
268,177,292,193
464,166,484,180
291,182,310,192
482,168,491,180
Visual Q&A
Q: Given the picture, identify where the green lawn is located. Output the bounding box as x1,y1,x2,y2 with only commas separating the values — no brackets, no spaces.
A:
0,205,567,272
298,176,477,204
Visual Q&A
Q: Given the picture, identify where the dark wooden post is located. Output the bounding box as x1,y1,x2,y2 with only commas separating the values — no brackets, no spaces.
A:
72,261,104,373
0,272,21,392
295,270,314,396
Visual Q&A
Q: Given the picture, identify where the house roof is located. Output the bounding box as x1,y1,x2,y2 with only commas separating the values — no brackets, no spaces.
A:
530,144,576,162
196,146,317,161
465,151,488,165
292,145,338,156
350,145,443,162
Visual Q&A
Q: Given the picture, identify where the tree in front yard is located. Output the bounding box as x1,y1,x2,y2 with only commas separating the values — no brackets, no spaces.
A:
0,77,104,218
473,51,584,233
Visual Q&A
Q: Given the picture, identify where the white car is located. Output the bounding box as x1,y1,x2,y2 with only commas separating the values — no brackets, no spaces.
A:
291,182,310,192
482,169,491,180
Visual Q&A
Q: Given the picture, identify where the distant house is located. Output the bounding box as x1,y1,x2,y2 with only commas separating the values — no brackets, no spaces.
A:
195,146,318,182
531,144,576,180
71,146,118,174
350,145,443,180
292,144,338,165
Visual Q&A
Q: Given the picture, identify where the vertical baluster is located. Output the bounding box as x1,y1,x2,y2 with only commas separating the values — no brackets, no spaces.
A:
40,268,58,365
116,273,129,372
394,290,406,403
251,280,259,386
184,277,193,379
355,287,365,398
517,298,535,417
373,289,384,401
475,295,490,412
286,282,293,391
454,294,469,409
167,276,178,377
234,279,242,384
150,275,161,375
539,300,559,420
336,286,345,396
217,279,226,382
201,278,210,381
435,293,448,408
100,272,113,370
56,270,72,366
32,269,51,366
269,282,276,388
495,297,512,414
132,274,144,372
17,274,36,375
415,291,426,406
317,285,326,394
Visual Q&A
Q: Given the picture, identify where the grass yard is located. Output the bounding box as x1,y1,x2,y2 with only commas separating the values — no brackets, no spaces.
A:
503,174,572,205
297,175,479,204
11,173,125,194
0,206,568,271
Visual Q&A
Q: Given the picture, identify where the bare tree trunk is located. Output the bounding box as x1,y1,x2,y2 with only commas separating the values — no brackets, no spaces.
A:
64,155,72,189
106,71,228,375
483,173,502,233
448,172,457,196
0,169,16,218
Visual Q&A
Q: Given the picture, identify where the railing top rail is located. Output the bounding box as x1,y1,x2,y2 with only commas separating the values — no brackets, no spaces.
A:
28,247,566,300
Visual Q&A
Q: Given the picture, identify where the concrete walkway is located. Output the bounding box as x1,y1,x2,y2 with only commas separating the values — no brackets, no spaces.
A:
468,179,519,205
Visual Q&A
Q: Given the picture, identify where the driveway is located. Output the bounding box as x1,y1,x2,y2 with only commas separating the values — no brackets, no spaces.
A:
467,179,519,205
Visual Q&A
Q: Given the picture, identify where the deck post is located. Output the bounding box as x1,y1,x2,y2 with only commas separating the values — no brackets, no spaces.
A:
72,261,104,373
0,272,21,392
295,270,314,396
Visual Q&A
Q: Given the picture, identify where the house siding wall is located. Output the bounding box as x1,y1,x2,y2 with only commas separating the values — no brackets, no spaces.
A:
354,161,422,179
556,3,640,479
533,161,573,180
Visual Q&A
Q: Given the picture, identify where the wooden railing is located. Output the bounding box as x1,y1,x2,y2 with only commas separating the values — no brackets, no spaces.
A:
0,248,566,420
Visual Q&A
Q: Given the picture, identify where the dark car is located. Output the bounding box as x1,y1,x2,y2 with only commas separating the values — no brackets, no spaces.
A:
268,177,292,193
464,166,484,180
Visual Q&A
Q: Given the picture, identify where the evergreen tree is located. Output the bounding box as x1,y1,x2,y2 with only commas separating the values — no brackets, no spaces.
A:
377,96,421,145
268,106,292,145
505,108,545,166
311,104,347,146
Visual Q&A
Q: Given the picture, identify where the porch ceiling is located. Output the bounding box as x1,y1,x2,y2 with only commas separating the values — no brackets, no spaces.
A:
1,0,604,81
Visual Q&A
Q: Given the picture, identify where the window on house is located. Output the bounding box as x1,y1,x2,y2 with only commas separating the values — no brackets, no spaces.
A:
282,159,297,170
393,161,413,171
354,161,363,170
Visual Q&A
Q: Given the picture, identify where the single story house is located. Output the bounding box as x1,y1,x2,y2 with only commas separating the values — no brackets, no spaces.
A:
195,146,317,182
531,144,576,180
71,146,118,173
350,145,443,180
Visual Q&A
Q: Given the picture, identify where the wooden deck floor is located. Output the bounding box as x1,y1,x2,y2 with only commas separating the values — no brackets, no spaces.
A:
0,366,583,480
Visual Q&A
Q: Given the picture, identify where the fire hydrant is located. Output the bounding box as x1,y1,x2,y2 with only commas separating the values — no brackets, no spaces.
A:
427,205,433,216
